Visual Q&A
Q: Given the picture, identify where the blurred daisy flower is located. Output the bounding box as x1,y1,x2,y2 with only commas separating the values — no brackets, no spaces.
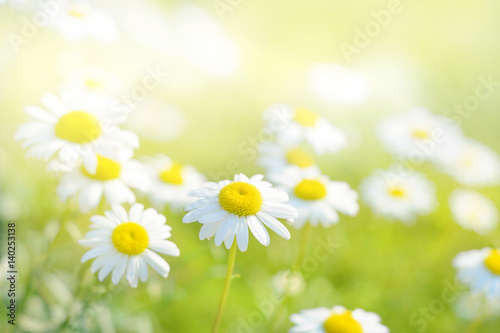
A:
80,204,180,287
453,247,500,300
15,89,138,171
49,0,119,43
449,189,498,234
455,291,500,321
434,139,500,187
57,153,150,212
264,104,347,155
258,142,317,176
183,174,297,251
360,168,436,223
62,66,122,96
273,167,359,229
377,107,463,160
289,305,389,333
146,154,205,212
272,270,305,296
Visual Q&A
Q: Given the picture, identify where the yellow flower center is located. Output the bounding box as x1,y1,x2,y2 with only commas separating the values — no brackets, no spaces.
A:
294,179,327,200
82,155,121,181
285,148,314,168
293,108,319,127
54,111,102,144
323,311,363,333
219,182,263,216
112,222,149,255
388,186,406,198
84,79,103,89
160,162,184,185
412,129,429,139
484,250,500,275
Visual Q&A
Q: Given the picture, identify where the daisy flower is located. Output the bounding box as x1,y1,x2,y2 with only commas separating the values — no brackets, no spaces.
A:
360,168,436,223
434,139,500,187
57,153,150,212
264,104,347,155
146,154,205,212
449,190,498,235
49,0,119,43
453,247,500,300
377,107,463,160
289,305,389,333
80,204,179,287
273,167,359,229
15,89,138,172
258,142,317,176
183,174,297,251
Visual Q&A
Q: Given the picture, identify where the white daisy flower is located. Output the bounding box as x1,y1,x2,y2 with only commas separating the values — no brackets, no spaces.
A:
434,139,500,187
62,66,122,96
455,291,500,320
273,167,359,229
264,104,347,155
15,89,138,172
272,270,305,296
49,0,119,43
80,204,180,287
453,247,500,300
57,153,150,212
146,154,205,212
258,142,318,175
449,190,499,235
377,107,463,160
289,305,389,333
360,168,436,223
183,174,298,252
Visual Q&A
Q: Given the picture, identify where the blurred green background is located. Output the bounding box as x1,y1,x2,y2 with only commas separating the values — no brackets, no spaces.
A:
1,0,500,332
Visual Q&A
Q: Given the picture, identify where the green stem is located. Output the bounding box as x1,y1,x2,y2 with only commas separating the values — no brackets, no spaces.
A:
268,222,313,331
292,223,312,272
17,206,72,316
211,243,238,333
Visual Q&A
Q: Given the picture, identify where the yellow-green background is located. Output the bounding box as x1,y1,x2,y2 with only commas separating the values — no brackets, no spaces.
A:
1,0,500,332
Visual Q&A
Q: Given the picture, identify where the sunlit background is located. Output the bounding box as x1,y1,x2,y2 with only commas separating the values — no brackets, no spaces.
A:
1,0,500,332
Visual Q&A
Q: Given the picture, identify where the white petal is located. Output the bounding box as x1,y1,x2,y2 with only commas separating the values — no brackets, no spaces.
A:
256,212,291,240
98,253,121,281
236,216,249,251
112,204,129,222
111,255,128,285
261,202,298,219
139,257,148,282
126,255,140,288
199,209,229,224
129,203,145,222
143,249,170,277
247,215,270,246
148,240,180,257
81,245,112,263
215,216,235,246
